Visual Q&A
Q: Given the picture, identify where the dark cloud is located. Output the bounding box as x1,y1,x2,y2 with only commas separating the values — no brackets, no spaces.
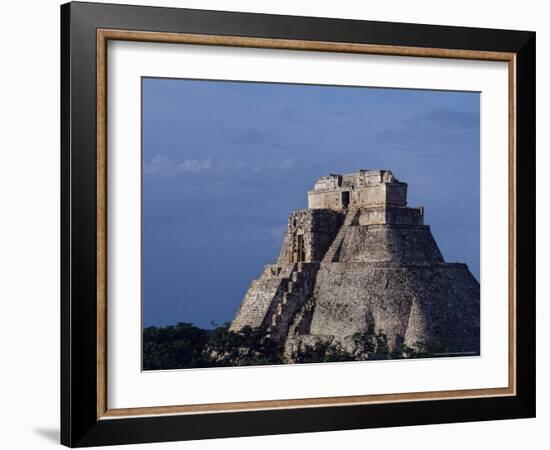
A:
372,108,479,155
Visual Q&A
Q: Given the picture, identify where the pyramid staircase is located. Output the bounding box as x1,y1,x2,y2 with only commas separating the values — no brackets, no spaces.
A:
321,207,359,262
229,264,294,331
266,262,319,341
269,263,304,329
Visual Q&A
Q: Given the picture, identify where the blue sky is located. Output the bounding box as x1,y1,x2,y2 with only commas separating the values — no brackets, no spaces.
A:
142,78,480,328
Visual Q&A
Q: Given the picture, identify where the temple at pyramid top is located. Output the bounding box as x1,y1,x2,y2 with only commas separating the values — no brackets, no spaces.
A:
307,169,408,210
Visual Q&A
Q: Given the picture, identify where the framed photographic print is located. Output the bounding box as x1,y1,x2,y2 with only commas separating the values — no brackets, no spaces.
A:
61,1,536,447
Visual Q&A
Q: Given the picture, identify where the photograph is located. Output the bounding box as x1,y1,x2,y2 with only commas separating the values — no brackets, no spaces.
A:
56,1,536,447
141,78,481,370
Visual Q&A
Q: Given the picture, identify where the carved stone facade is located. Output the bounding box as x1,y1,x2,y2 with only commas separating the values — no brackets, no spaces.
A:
277,209,343,264
307,170,407,210
230,170,480,359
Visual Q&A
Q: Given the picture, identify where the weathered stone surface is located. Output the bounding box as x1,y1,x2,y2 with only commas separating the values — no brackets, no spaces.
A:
230,170,480,359
308,170,408,210
304,263,479,353
229,264,295,331
339,225,444,264
277,209,343,264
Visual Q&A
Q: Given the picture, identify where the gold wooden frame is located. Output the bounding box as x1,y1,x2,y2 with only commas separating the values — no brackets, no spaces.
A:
96,29,516,420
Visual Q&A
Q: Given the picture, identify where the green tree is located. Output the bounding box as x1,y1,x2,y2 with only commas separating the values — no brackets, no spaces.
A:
143,322,209,370
292,340,355,364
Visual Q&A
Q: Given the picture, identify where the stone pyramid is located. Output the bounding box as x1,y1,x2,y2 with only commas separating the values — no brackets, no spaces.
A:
230,170,480,359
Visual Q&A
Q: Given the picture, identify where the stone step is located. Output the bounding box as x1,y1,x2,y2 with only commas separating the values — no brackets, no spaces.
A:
322,208,359,263
266,263,305,333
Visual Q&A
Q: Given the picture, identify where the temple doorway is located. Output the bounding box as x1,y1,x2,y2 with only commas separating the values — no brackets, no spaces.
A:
296,234,305,262
342,191,350,208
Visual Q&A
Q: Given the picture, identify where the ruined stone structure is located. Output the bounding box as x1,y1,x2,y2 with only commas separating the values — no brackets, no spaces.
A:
230,170,480,359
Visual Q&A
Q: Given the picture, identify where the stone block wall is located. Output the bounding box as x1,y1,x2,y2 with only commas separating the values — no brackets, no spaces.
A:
385,206,423,225
349,184,387,208
385,182,408,207
339,225,444,264
307,190,344,210
357,206,424,226
307,170,408,211
308,183,408,210
299,263,479,353
278,209,343,263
